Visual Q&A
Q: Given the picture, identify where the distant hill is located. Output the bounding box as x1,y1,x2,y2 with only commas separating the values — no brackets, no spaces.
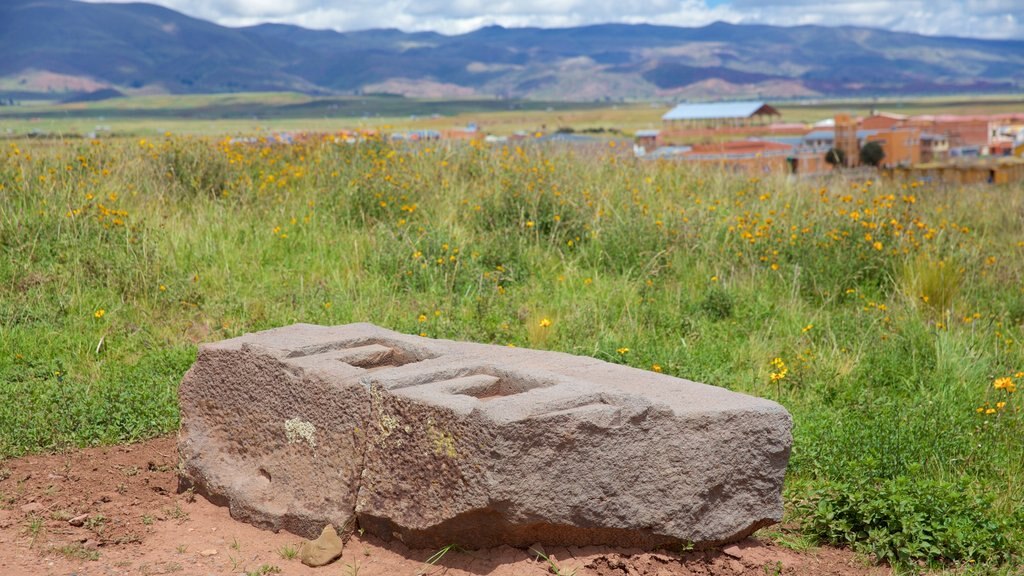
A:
2,0,1022,100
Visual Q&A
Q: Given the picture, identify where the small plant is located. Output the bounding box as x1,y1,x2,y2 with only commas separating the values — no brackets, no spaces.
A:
344,560,361,576
51,543,100,561
756,525,815,552
417,543,458,575
244,565,281,576
23,515,45,546
175,544,188,554
141,514,155,525
84,514,107,530
532,548,578,576
164,502,189,522
50,509,72,522
230,536,240,551
277,544,298,560
699,286,734,321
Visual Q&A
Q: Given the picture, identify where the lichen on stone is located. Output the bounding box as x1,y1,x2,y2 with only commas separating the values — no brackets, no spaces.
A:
285,417,317,448
368,383,403,447
426,417,457,458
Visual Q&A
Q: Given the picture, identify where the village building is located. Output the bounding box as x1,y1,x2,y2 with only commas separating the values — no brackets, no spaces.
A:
864,127,921,167
921,133,950,163
861,112,907,130
661,101,782,128
636,103,1024,180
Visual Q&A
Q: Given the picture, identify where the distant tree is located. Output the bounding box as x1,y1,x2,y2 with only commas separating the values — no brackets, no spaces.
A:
825,147,846,167
860,141,886,167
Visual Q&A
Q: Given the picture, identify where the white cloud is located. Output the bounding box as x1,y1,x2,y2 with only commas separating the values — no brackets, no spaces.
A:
725,0,1022,39
77,0,1024,39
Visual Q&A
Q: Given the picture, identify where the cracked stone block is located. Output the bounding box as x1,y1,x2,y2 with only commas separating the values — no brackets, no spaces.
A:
178,323,792,549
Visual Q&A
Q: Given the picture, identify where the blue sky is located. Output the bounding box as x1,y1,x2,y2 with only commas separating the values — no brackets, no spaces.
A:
81,0,1023,39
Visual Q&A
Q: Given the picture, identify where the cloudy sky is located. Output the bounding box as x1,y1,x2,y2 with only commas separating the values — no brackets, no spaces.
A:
81,0,1022,39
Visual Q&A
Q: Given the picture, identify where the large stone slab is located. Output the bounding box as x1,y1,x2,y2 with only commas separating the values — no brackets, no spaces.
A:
178,323,791,549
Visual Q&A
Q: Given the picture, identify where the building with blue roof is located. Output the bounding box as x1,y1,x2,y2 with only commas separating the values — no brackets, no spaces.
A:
662,101,781,126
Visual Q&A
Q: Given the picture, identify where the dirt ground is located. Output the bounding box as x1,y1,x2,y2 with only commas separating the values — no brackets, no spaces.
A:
0,436,890,576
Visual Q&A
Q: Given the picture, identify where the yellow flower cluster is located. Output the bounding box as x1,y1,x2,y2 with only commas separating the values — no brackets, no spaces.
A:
994,376,1018,394
978,374,1019,415
769,357,788,383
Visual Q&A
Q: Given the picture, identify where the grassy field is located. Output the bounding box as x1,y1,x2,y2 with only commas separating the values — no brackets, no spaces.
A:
2,92,1023,137
1,135,1023,572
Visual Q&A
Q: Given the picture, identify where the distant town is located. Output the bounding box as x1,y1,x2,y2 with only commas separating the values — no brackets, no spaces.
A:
318,101,1024,185
630,101,1024,184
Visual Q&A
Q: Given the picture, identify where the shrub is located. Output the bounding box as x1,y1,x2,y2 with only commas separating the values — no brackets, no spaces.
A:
699,286,734,320
860,141,886,167
794,476,1021,567
825,147,846,167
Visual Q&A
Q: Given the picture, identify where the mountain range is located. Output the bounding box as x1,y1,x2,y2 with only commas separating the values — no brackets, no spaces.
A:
2,0,1022,101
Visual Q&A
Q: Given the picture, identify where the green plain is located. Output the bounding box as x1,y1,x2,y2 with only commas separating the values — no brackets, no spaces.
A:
1,94,1023,571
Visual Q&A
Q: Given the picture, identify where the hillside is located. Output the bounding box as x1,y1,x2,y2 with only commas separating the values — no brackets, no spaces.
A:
1,0,1022,100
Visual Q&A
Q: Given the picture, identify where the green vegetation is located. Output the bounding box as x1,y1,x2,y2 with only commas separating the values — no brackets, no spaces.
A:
825,147,846,167
1,135,1023,571
50,542,100,561
860,141,886,167
277,544,298,560
244,565,281,576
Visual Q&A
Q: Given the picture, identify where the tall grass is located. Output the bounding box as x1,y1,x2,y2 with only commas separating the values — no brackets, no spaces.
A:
1,136,1022,570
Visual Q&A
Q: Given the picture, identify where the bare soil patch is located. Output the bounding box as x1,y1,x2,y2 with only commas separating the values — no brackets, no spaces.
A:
0,437,890,575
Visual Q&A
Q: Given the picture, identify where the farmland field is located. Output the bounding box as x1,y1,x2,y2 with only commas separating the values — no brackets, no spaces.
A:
1,132,1023,572
2,92,1024,137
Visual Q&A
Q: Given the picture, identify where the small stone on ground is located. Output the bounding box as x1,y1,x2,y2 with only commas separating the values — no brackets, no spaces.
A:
299,524,344,567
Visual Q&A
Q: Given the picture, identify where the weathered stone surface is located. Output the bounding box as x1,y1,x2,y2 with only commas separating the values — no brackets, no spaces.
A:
299,524,344,567
178,323,791,550
19,502,43,514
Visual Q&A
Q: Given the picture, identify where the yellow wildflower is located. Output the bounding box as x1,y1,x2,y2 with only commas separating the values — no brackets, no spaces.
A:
769,357,788,382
